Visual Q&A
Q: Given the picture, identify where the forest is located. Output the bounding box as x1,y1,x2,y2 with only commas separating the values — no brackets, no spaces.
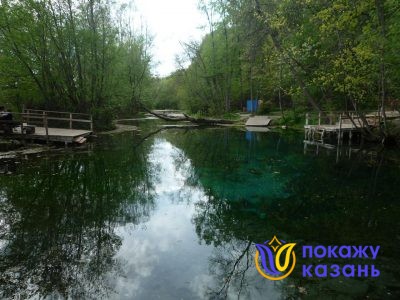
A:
1,0,399,129
154,0,400,118
0,0,152,129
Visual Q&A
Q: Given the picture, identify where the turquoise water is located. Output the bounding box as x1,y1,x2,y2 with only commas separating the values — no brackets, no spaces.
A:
0,124,399,299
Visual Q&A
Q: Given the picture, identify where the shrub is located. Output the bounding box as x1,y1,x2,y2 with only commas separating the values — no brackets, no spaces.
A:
278,110,303,127
257,100,273,115
91,107,115,131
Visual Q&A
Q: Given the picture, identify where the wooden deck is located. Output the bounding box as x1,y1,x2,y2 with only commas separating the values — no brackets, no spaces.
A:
304,123,362,144
245,116,272,127
304,123,363,131
303,111,386,144
1,109,93,144
12,126,92,143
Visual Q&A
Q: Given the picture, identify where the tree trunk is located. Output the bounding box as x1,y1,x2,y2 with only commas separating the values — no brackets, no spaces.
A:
254,0,322,113
138,101,234,125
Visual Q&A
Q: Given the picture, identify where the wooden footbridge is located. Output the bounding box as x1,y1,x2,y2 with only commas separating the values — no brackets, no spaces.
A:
0,109,93,145
303,110,400,162
304,110,400,144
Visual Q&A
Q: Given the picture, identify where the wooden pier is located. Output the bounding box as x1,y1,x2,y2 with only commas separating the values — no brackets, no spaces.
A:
1,109,93,144
303,111,391,144
304,110,400,160
304,111,364,163
301,110,400,162
304,120,363,145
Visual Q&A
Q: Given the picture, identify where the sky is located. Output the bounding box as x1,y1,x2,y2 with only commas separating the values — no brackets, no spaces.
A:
132,0,207,77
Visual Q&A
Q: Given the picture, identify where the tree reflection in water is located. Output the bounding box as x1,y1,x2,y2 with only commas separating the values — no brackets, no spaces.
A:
0,137,156,299
164,128,400,299
0,128,399,299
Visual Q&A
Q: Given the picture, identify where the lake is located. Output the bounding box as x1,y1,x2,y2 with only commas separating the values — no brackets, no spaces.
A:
0,122,399,299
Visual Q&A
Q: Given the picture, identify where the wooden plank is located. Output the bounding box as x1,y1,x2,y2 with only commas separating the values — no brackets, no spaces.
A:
34,127,92,137
74,136,87,144
45,117,91,123
245,126,270,132
304,124,362,131
245,116,271,127
8,127,92,143
24,109,90,117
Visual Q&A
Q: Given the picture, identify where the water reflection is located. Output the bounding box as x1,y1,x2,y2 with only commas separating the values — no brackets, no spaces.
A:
105,139,213,299
0,136,156,299
0,128,399,299
163,128,400,299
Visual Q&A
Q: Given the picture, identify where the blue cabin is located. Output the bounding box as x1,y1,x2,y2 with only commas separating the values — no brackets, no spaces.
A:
246,99,258,113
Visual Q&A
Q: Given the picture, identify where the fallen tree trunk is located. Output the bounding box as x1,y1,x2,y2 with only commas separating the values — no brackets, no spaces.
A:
138,101,234,125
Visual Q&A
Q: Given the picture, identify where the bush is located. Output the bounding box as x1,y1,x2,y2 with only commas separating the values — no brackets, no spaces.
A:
257,101,273,115
222,112,241,120
91,107,115,131
278,110,304,127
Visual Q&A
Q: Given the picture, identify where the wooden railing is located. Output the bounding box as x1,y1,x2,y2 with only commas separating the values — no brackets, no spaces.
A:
0,109,93,143
23,109,93,131
305,110,386,127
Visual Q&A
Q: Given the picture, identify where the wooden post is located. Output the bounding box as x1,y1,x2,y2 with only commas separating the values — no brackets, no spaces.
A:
90,115,93,131
336,145,340,163
20,121,26,145
337,113,342,145
69,113,72,129
44,112,49,144
350,112,353,128
318,112,321,126
349,130,352,146
305,113,310,140
22,105,26,125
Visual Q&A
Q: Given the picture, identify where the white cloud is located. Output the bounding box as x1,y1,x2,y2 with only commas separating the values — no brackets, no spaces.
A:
132,0,207,76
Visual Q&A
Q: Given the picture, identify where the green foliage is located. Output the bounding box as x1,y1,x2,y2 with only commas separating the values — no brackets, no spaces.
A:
221,112,241,121
257,101,273,115
172,0,400,117
91,107,115,131
150,73,183,110
0,0,152,121
1,0,399,125
278,110,304,127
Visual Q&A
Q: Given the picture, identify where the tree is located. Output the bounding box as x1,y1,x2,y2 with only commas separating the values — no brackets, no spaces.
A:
0,0,153,124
